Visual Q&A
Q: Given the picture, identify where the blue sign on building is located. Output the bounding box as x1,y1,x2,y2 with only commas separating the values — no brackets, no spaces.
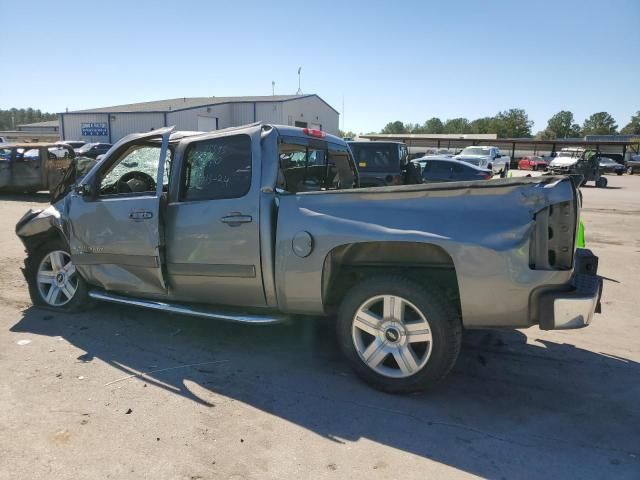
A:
81,122,108,136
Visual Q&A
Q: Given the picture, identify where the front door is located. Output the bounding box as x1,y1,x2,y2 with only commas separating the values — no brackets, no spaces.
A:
67,128,172,296
164,131,265,307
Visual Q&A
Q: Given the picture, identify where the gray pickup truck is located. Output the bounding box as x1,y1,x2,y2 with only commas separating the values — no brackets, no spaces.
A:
15,123,602,393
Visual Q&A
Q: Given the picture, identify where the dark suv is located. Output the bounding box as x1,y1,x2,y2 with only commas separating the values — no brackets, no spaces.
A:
347,141,418,187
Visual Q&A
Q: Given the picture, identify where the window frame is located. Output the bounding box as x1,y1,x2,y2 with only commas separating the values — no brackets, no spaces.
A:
178,133,253,203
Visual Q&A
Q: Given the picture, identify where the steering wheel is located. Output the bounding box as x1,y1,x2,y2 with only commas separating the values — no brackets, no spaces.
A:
116,171,156,193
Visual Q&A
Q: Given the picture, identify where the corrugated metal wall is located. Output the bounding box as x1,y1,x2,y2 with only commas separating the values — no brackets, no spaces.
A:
61,113,110,143
256,102,283,124
166,104,231,130
61,96,338,141
110,113,164,142
231,103,255,125
281,96,339,135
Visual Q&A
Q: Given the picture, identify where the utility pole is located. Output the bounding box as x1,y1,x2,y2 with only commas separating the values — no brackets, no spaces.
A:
296,67,302,95
272,81,275,96
342,96,345,132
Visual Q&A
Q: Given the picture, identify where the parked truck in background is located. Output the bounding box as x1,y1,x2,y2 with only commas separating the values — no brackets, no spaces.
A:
454,145,510,176
15,124,602,393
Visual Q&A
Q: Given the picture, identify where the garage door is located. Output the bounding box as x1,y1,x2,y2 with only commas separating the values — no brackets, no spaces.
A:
197,116,218,132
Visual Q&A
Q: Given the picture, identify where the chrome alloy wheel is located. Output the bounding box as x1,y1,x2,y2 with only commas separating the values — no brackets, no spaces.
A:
37,250,78,307
351,295,433,378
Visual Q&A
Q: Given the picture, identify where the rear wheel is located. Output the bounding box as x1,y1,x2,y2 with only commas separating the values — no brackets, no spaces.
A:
595,177,608,188
26,239,90,312
336,275,461,393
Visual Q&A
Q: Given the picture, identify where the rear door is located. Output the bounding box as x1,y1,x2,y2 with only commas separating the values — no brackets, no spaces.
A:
68,128,172,296
163,130,266,307
12,147,44,190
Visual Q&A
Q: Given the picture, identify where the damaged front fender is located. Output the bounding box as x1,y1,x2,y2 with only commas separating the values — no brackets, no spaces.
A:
15,202,68,253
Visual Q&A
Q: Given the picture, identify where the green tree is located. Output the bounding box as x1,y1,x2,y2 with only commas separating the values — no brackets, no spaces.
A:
422,117,444,134
582,112,618,136
381,121,408,134
492,109,533,138
621,111,640,135
338,129,357,138
543,110,581,139
442,118,470,134
469,117,495,134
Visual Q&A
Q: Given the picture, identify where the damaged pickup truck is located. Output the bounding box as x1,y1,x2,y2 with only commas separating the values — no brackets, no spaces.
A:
15,124,602,392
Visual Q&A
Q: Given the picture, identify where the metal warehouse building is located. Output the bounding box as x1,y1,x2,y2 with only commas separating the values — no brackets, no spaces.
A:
59,94,339,143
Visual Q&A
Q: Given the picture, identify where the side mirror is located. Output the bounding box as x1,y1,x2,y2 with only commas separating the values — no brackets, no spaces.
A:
74,183,89,196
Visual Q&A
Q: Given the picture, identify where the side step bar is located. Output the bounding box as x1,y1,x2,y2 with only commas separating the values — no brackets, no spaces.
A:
89,290,287,325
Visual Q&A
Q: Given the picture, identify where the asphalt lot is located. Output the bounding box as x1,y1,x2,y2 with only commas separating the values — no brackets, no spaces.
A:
1,173,639,480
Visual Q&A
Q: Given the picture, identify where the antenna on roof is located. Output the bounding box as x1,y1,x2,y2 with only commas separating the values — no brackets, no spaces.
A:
296,67,302,95
272,81,275,96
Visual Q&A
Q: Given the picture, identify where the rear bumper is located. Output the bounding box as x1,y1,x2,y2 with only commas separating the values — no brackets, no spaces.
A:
538,249,603,330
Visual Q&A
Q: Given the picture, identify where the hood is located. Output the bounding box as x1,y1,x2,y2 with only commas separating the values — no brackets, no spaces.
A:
550,156,578,167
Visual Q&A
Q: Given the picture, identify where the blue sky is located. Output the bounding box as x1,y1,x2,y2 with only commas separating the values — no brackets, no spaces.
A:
2,0,638,133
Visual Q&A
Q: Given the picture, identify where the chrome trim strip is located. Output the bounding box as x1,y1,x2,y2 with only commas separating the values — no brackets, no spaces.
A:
166,263,256,278
88,290,286,324
72,253,159,268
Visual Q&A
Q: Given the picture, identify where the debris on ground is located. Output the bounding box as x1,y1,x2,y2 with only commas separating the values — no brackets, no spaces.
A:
16,339,31,346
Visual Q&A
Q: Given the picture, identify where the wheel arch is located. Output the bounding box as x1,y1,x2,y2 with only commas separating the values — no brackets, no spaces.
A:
322,241,461,316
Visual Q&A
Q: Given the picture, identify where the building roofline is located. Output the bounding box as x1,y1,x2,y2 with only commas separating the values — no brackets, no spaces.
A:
58,94,340,115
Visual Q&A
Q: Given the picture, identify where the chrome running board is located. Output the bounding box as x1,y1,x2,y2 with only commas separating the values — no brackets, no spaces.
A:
89,290,287,325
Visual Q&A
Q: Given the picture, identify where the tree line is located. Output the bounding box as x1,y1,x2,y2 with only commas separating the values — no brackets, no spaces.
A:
339,109,640,139
0,108,58,130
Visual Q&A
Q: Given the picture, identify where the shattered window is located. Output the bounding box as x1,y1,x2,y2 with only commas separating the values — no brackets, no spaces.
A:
99,146,171,195
181,134,252,201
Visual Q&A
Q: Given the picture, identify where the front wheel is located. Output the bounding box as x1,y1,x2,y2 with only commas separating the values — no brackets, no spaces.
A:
26,239,91,312
336,275,461,393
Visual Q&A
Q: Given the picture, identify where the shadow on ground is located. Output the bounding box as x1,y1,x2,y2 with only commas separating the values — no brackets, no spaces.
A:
11,305,640,478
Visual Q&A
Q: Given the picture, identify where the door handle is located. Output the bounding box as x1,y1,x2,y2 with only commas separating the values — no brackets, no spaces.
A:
220,214,252,226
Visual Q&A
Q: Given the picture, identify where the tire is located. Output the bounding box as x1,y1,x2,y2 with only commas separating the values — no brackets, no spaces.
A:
26,239,91,312
336,275,461,393
595,177,607,188
617,171,623,176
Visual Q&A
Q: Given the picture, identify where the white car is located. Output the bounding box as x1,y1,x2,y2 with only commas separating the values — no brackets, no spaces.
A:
549,148,584,173
454,146,510,176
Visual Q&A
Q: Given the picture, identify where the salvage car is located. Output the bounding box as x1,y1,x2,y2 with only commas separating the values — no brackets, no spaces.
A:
15,124,602,393
518,155,548,171
598,157,624,175
625,154,640,175
413,156,493,182
0,143,74,194
74,142,112,159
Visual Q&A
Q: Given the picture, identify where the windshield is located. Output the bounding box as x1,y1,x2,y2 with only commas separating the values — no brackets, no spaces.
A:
348,143,399,172
460,147,490,156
